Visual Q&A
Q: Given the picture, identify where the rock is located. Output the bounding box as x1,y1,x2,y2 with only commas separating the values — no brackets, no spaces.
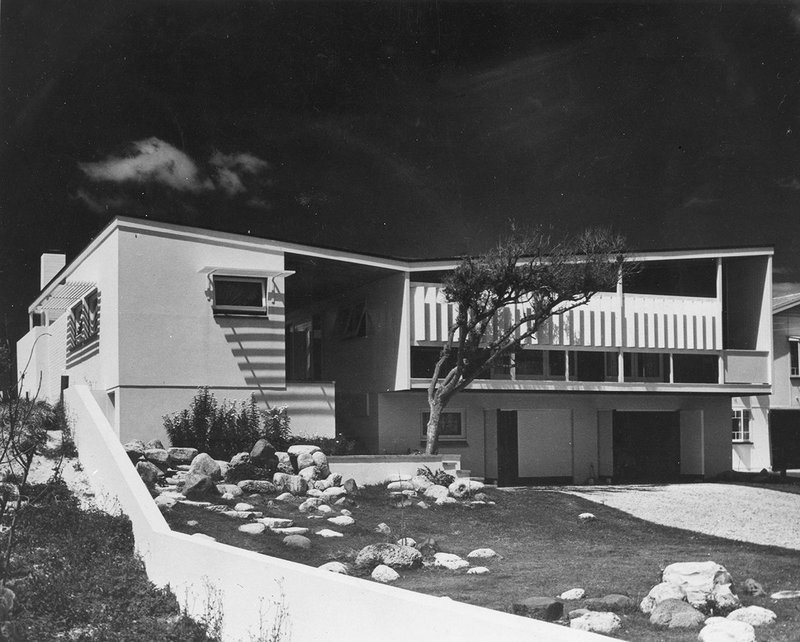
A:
583,594,635,612
371,564,399,583
340,509,352,516
298,466,318,482
123,440,146,461
327,472,342,486
433,552,469,570
188,453,222,480
283,535,311,550
146,439,165,450
435,496,458,506
272,527,310,536
183,473,219,499
298,498,323,512
416,501,430,509
315,529,344,538
322,486,346,501
216,483,243,498
272,472,291,491
275,492,294,502
312,451,329,476
236,480,277,495
387,480,414,492
230,452,250,467
770,590,800,599
145,448,169,468
410,475,433,491
711,584,740,612
698,617,755,642
569,609,590,619
250,439,276,465
343,478,359,496
448,479,485,499
287,444,321,456
314,478,333,491
327,515,355,527
570,612,621,635
741,578,766,597
467,548,498,560
275,452,293,474
319,561,348,574
727,606,776,627
238,523,266,535
136,461,162,487
578,512,596,521
415,537,438,556
287,475,308,496
335,497,353,507
511,597,564,621
423,485,449,500
258,517,294,529
317,504,333,514
306,488,323,498
662,561,731,608
168,447,199,466
355,543,422,570
559,588,586,601
649,599,706,628
467,567,490,575
233,502,255,512
473,492,489,502
374,522,392,536
154,494,177,510
394,498,414,508
397,537,416,547
640,582,686,614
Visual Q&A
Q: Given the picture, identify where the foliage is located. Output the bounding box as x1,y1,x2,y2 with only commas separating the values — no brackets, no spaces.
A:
14,483,216,641
425,227,629,453
416,465,454,487
164,389,293,460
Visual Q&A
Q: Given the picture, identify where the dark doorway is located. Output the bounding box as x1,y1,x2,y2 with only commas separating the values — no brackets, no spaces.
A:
770,410,800,471
497,410,518,487
613,411,681,482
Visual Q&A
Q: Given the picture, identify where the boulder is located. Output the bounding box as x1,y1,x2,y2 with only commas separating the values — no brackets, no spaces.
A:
578,512,596,521
711,584,740,612
698,617,756,642
467,548,498,560
583,594,635,612
275,451,293,475
135,461,162,488
282,535,311,550
317,504,333,514
569,609,590,619
770,590,800,599
298,466,318,483
168,447,198,466
559,588,586,601
570,612,621,635
238,523,266,535
312,451,329,477
340,509,352,517
189,453,222,480
355,543,422,570
144,448,169,469
423,485,449,501
435,496,458,506
314,478,334,491
216,483,243,498
258,517,294,529
183,473,219,500
415,537,438,556
343,478,359,496
145,439,165,450
298,498,323,512
287,475,308,496
511,597,564,621
272,472,291,491
296,452,315,471
410,475,434,492
371,564,399,583
250,439,276,465
387,480,414,492
397,537,416,547
272,527,310,536
662,561,731,608
327,515,355,527
467,567,490,575
123,440,146,461
275,492,294,502
375,523,392,536
640,582,686,614
322,486,346,501
230,452,250,466
649,599,706,628
233,502,255,512
154,494,177,510
315,529,344,538
327,472,342,486
740,578,766,597
307,488,323,498
448,479,485,499
287,444,321,456
433,553,469,570
319,561,348,574
727,606,777,627
236,480,277,495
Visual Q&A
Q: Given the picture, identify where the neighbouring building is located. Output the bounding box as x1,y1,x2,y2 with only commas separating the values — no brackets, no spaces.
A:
732,292,800,473
18,217,773,484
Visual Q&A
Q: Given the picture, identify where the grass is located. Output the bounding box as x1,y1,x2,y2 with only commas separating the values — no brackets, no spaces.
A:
165,483,800,641
12,481,216,641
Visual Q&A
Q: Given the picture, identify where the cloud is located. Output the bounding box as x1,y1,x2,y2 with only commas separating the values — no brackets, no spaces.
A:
210,151,271,196
79,137,213,192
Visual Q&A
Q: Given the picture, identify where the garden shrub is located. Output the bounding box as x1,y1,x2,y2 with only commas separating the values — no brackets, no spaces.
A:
416,465,454,487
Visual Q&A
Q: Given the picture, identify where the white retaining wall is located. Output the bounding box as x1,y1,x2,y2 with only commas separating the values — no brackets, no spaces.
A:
65,385,612,642
327,454,462,485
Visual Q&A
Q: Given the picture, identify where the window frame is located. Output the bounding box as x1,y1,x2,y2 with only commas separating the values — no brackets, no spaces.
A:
212,275,268,316
421,409,466,442
337,300,367,339
790,338,800,377
731,408,751,443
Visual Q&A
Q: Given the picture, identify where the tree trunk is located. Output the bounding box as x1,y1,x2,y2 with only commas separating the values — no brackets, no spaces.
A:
424,396,444,455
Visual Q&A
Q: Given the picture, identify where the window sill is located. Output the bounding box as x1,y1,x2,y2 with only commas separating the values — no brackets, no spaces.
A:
420,439,468,446
732,440,753,445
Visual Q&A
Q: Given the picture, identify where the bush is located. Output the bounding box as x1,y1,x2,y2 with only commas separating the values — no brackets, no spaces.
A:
416,465,454,487
263,406,291,451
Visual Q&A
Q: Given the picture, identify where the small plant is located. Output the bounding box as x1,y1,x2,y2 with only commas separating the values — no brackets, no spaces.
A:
416,465,454,487
263,406,291,451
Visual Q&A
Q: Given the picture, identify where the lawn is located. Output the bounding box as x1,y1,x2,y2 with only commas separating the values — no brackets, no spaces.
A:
165,484,800,641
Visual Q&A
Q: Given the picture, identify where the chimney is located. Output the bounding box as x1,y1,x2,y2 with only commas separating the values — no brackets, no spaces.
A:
40,253,66,290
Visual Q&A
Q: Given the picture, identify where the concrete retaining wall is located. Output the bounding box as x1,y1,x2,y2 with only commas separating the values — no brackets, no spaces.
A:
328,453,461,485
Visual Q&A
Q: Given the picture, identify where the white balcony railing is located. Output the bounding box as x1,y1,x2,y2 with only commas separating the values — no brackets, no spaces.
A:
410,285,722,351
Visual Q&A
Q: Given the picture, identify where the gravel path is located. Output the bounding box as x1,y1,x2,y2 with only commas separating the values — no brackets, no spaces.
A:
560,483,800,551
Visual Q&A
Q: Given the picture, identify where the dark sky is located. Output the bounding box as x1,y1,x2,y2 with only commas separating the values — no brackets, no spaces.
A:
3,1,800,345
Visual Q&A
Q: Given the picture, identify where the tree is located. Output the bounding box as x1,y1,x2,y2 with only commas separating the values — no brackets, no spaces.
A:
424,228,628,455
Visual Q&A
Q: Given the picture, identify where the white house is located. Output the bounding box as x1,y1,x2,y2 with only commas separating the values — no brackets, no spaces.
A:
18,217,773,484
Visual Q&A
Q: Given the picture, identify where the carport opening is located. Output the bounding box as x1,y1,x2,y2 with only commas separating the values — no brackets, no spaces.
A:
613,411,681,483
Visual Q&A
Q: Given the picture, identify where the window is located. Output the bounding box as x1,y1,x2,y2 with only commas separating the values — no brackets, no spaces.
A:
67,289,100,353
732,409,751,442
791,339,800,376
212,276,267,315
514,350,566,380
421,410,465,441
337,300,367,339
